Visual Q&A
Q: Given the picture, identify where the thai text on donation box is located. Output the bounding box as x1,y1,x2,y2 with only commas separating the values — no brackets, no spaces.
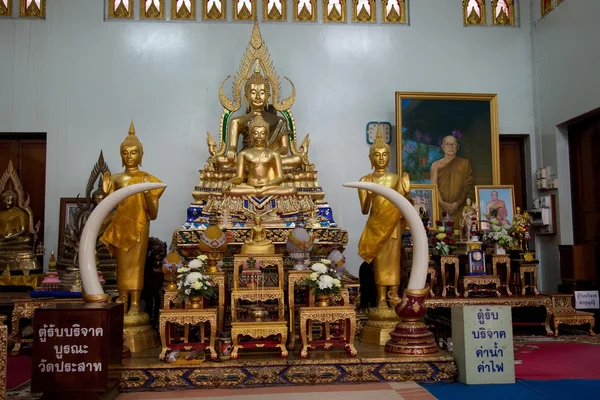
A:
451,305,515,384
32,303,123,393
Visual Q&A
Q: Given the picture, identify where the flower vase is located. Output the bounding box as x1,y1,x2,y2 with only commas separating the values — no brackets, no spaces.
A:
189,295,204,309
315,294,330,307
494,243,506,255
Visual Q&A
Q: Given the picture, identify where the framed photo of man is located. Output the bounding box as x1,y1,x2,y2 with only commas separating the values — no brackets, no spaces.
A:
409,184,440,227
475,185,515,231
395,92,500,225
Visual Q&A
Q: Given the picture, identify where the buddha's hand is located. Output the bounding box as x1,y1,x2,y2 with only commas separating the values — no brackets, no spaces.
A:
223,181,233,191
102,171,113,194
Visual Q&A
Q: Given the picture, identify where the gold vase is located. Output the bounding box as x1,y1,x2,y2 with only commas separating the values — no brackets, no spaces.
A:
189,295,204,309
315,294,330,307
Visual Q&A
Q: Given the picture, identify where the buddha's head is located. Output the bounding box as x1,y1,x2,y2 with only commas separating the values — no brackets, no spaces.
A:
120,122,144,169
1,190,15,209
92,188,105,205
369,128,391,170
254,213,262,225
441,135,459,156
244,65,271,111
249,115,269,147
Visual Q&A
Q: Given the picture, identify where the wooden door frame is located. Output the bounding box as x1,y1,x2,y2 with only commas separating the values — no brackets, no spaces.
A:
499,134,530,210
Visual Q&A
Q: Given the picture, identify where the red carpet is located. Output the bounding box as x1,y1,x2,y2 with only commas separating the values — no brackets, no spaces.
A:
515,342,600,380
7,355,32,391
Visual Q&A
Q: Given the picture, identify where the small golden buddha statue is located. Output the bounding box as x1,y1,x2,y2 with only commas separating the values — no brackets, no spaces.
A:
241,214,275,255
0,190,30,245
101,122,165,317
225,115,297,197
357,127,410,309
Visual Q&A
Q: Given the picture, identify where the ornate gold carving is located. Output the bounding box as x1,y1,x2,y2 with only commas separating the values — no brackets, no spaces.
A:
108,0,133,19
0,0,11,17
299,306,357,358
11,298,83,355
462,0,486,26
0,322,6,397
158,308,218,361
352,0,375,23
19,0,44,18
285,365,341,384
233,0,256,20
462,275,501,298
293,0,317,22
382,0,405,24
172,0,196,20
201,0,225,20
263,0,286,21
491,0,515,26
323,0,347,23
141,0,165,19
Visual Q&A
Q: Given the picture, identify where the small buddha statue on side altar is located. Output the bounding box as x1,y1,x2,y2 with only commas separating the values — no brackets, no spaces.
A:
241,213,275,255
100,122,165,352
356,127,411,345
225,115,297,197
0,161,42,274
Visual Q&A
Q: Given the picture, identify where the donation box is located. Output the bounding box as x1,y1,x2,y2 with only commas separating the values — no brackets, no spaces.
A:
451,305,515,384
32,303,123,393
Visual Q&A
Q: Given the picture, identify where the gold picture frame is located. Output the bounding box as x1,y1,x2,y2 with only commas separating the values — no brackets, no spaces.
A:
396,92,500,224
475,185,515,231
410,184,440,226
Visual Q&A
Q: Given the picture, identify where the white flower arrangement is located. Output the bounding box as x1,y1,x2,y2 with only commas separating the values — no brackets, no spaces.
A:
302,260,343,296
482,217,514,249
176,255,214,301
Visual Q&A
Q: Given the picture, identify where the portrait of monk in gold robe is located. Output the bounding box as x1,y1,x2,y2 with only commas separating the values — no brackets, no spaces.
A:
430,135,473,223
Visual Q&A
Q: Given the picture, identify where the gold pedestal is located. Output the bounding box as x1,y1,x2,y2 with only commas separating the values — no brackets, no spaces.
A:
360,307,400,345
123,312,159,353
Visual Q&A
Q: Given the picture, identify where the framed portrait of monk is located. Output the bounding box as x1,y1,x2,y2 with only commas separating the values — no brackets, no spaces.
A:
395,92,500,225
475,185,515,231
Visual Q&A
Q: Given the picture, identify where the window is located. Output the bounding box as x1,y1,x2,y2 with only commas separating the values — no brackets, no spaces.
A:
141,0,165,19
463,0,486,26
263,0,286,21
492,0,514,26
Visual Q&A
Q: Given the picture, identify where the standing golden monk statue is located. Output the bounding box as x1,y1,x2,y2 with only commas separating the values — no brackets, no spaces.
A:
357,127,410,344
101,122,165,351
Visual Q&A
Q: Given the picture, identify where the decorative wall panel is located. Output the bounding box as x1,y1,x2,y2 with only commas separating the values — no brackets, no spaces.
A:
323,0,346,23
463,0,486,26
263,0,287,21
202,0,225,20
141,0,165,19
491,0,514,26
0,0,11,17
352,0,375,23
172,0,196,20
233,0,256,21
293,0,317,22
20,0,45,18
382,0,406,24
108,0,134,19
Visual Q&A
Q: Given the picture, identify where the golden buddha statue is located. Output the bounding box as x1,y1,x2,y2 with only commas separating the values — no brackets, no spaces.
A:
241,213,275,255
0,190,30,245
101,122,165,320
225,115,297,196
358,127,410,309
0,161,41,273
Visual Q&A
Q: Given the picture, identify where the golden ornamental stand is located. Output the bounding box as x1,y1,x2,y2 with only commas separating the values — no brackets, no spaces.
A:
299,306,357,358
158,308,218,361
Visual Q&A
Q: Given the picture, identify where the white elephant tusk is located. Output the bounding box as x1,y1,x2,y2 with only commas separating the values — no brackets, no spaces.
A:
343,181,428,290
78,182,167,295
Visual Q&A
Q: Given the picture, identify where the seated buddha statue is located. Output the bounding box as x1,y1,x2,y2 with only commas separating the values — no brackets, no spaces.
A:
0,190,30,246
211,64,306,171
241,214,274,255
225,115,297,197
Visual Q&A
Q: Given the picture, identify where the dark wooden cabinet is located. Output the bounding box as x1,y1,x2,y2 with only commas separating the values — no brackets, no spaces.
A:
499,136,527,211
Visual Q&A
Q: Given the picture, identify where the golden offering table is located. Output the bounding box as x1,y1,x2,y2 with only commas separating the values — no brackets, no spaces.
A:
462,275,501,298
299,306,357,358
230,320,288,359
287,270,312,348
549,294,595,337
491,254,512,296
158,308,218,361
519,262,540,295
425,294,553,336
11,297,84,355
440,255,460,298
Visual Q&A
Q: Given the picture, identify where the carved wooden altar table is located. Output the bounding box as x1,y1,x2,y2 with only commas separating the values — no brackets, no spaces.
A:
299,306,357,358
519,263,540,296
462,275,501,298
287,270,311,348
440,255,460,298
158,308,218,361
491,254,512,296
11,297,83,355
230,321,288,359
549,294,595,337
